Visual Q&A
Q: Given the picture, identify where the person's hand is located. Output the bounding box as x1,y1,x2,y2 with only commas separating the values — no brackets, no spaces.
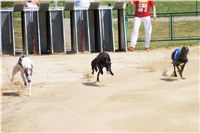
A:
127,0,133,4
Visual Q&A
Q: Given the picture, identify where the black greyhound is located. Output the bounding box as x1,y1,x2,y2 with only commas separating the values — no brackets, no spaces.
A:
91,52,114,81
171,46,189,79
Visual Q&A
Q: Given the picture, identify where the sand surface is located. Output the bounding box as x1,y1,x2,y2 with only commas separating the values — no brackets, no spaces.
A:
1,46,199,132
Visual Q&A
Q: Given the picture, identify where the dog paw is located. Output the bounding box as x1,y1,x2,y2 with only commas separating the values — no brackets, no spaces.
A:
181,77,186,80
16,91,23,96
170,73,177,77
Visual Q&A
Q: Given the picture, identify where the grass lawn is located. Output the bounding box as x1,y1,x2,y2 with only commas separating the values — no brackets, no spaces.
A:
114,15,200,49
123,19,200,49
13,17,23,49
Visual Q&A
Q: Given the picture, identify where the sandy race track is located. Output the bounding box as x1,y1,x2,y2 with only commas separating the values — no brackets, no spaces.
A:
1,46,200,132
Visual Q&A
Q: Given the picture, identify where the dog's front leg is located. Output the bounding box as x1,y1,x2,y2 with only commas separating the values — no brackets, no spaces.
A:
110,70,114,76
28,82,32,96
97,71,101,82
21,72,27,89
173,64,177,77
100,68,103,75
176,65,182,78
180,63,186,79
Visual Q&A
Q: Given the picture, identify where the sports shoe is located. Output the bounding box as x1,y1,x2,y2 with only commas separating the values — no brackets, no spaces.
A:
128,46,135,51
144,48,150,51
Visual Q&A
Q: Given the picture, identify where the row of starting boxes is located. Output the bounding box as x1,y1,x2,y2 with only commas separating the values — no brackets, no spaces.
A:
0,2,127,55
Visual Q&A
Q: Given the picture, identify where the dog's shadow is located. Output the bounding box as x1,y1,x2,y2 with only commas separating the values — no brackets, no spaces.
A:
160,77,178,82
82,81,105,87
2,91,20,97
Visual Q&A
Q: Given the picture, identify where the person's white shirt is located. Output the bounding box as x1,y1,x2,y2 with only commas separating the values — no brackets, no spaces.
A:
26,2,38,8
75,0,94,8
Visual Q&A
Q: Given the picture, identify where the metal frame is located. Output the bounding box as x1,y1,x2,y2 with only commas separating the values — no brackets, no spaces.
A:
0,9,15,55
88,2,102,52
64,2,91,53
48,8,65,54
99,6,115,52
113,2,127,52
75,8,91,52
38,3,52,54
22,8,41,55
88,3,115,52
125,11,200,44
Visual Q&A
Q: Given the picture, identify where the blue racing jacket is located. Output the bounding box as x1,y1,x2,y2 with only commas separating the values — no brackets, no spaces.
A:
172,48,182,62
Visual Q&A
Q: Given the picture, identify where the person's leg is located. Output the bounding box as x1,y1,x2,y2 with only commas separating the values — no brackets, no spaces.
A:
130,17,142,50
143,16,152,49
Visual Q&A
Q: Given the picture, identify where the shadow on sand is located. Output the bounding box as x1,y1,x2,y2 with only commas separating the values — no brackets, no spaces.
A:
82,82,105,87
2,92,20,97
160,78,178,82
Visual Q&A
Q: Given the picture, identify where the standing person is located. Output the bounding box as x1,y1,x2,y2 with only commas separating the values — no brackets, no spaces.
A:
75,0,94,8
25,0,40,54
26,0,40,8
74,0,94,52
128,0,156,51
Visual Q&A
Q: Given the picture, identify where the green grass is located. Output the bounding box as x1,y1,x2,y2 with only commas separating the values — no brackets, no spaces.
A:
114,18,200,50
174,20,200,38
156,1,200,13
132,40,200,50
125,19,200,42
13,17,23,49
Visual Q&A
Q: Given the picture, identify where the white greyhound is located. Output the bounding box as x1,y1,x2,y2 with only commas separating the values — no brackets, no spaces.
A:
11,56,33,96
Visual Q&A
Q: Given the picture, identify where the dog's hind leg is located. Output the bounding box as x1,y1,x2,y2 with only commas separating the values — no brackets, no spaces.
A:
11,64,21,83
